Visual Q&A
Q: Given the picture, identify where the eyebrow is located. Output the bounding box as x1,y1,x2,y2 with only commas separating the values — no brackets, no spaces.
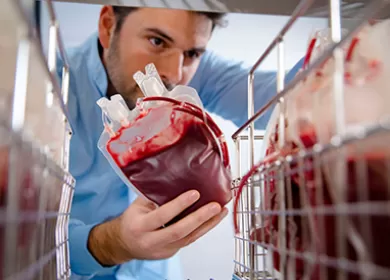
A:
186,47,206,54
145,27,207,54
145,28,175,43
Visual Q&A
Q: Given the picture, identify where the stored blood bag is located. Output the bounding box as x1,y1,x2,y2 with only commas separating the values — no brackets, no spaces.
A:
0,142,39,278
310,20,390,280
234,20,390,280
97,64,232,224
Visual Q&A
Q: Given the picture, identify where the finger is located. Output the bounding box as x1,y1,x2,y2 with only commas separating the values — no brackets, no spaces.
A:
132,196,158,213
143,190,201,230
171,207,229,248
150,201,222,245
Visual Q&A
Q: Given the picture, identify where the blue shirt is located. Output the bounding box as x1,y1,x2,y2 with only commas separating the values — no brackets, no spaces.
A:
57,33,302,280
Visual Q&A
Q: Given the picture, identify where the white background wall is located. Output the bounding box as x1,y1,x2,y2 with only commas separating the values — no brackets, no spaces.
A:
40,3,327,279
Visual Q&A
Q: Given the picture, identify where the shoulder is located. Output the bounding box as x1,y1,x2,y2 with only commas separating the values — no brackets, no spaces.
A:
197,50,246,71
56,34,102,105
55,35,101,124
190,50,247,92
56,38,92,79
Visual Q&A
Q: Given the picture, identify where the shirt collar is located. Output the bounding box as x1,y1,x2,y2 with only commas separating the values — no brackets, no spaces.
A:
85,32,108,99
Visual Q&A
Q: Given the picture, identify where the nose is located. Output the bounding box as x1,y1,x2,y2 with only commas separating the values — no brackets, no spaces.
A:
157,51,184,87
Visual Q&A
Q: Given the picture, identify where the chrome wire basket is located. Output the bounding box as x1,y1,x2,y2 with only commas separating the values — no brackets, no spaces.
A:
231,0,390,279
1,0,75,279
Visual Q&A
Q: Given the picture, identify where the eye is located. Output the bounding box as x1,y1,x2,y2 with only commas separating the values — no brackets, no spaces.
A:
185,50,201,60
149,37,165,48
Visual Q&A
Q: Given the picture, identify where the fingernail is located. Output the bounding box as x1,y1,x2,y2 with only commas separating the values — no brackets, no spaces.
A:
221,208,229,218
188,190,200,202
210,203,221,214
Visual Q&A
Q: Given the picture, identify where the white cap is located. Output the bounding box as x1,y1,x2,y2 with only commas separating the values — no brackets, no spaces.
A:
132,63,204,109
133,63,168,97
96,94,130,127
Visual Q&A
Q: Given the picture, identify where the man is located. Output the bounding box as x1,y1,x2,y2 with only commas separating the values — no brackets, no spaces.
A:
57,5,302,280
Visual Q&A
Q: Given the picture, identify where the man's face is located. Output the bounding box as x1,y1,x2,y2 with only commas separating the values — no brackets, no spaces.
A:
98,7,213,108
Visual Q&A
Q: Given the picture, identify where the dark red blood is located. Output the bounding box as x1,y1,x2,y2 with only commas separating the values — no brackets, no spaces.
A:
249,123,390,280
107,103,232,224
0,146,40,277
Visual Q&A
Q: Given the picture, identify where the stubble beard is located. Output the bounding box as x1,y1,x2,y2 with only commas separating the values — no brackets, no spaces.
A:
105,33,140,110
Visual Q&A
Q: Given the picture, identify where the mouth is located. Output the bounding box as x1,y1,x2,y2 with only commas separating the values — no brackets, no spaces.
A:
164,83,174,91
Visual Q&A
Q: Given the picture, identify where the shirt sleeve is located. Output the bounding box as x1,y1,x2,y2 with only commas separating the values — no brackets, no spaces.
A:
190,51,304,130
68,219,120,277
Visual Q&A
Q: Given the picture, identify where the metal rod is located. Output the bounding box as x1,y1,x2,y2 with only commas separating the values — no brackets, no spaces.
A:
4,37,31,279
312,146,327,280
8,245,62,280
241,191,248,276
45,0,73,173
245,185,255,279
234,139,241,274
45,0,70,71
277,38,286,150
356,152,371,280
235,139,242,180
285,158,297,279
38,167,49,280
47,23,58,86
62,67,70,106
46,22,58,109
248,0,314,80
245,0,315,174
258,165,268,278
328,1,347,280
65,178,75,278
10,39,30,132
238,239,390,279
247,68,256,280
233,200,390,217
238,135,264,141
276,38,287,279
61,67,72,172
330,0,345,136
233,0,315,141
11,0,75,134
56,182,68,279
282,120,390,167
232,0,389,140
248,74,255,167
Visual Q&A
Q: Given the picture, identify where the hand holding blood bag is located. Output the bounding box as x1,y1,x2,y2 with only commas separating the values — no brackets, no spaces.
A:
97,64,232,224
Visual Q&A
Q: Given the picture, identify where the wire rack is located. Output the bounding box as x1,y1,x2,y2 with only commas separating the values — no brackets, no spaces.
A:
1,0,75,279
231,0,390,279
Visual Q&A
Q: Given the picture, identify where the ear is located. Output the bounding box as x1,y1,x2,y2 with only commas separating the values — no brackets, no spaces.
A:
98,6,116,49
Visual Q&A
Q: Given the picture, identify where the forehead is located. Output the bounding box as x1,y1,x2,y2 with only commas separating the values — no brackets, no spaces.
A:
122,8,213,47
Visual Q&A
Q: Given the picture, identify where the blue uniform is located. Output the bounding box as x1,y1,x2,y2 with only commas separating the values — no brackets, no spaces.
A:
57,33,303,279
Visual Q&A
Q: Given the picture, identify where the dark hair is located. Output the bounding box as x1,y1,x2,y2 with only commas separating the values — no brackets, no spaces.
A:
112,6,226,33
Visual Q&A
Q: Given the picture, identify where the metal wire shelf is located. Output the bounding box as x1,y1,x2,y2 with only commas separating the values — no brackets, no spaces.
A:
0,119,75,280
1,0,75,279
233,119,390,279
231,0,390,279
